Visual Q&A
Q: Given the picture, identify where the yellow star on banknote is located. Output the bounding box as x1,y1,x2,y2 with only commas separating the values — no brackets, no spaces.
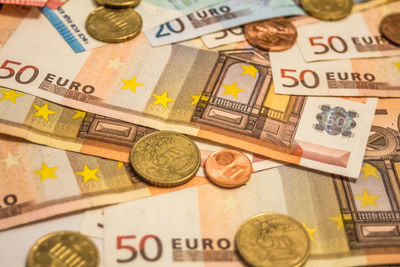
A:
121,76,143,93
72,110,86,119
152,91,175,109
33,103,56,122
190,94,201,105
393,62,400,72
241,64,258,78
117,161,124,169
34,162,58,182
222,82,245,99
355,189,379,208
0,89,24,104
330,215,344,230
302,222,317,242
1,152,21,169
361,163,379,179
107,57,124,71
76,164,100,183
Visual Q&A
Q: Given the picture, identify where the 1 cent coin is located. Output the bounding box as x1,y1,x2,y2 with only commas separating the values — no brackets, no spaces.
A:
244,18,297,51
130,131,201,187
380,13,400,46
205,149,252,188
86,6,142,43
235,213,311,267
301,0,353,21
27,231,99,267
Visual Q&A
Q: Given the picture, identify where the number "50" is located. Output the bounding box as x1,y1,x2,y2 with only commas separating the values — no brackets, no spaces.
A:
280,69,320,89
116,235,163,263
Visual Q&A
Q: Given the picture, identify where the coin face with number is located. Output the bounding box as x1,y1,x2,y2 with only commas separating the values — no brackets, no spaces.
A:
301,0,353,21
205,149,252,188
96,0,141,8
86,6,142,43
380,13,400,46
130,131,201,187
235,213,311,267
244,18,297,51
27,231,99,267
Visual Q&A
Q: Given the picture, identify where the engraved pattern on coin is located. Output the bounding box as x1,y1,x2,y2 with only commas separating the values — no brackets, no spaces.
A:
244,18,297,51
130,131,201,187
235,213,311,267
380,13,400,46
301,0,353,21
314,105,357,137
85,6,142,43
27,231,99,267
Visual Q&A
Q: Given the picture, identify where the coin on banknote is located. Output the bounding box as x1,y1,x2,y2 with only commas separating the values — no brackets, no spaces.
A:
244,18,297,51
130,131,201,187
205,149,252,188
96,0,141,8
86,6,142,43
301,0,353,21
27,231,99,267
235,213,311,267
380,13,400,46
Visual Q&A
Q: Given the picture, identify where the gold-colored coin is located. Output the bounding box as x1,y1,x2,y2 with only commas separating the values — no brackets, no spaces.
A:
27,231,99,267
130,131,201,187
86,6,142,43
96,0,141,8
235,213,311,267
301,0,353,21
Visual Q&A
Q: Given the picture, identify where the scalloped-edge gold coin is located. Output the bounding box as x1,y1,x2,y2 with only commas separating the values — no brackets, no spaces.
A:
96,0,141,8
86,6,142,43
235,213,311,267
130,131,201,187
27,231,99,267
301,0,353,21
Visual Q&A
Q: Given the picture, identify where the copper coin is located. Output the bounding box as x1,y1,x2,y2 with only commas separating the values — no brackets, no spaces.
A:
205,149,252,188
244,18,297,51
380,13,400,46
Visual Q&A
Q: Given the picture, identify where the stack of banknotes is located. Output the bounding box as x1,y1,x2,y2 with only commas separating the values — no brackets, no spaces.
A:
0,0,400,266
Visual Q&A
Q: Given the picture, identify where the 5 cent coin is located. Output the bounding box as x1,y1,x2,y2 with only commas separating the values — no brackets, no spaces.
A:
380,13,400,46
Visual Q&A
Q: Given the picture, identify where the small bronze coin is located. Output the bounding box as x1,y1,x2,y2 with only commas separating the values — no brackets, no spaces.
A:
96,0,141,8
130,131,201,187
380,13,400,46
244,18,298,51
235,213,311,267
27,231,99,267
86,6,142,43
301,0,353,21
205,149,252,188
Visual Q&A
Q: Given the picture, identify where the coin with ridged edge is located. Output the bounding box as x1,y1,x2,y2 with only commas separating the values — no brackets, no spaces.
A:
301,0,353,21
27,231,99,267
235,213,311,267
380,13,400,46
96,0,141,8
86,6,142,43
130,131,201,187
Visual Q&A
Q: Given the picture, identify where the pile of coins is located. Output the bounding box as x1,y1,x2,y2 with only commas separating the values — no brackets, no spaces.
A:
86,0,142,43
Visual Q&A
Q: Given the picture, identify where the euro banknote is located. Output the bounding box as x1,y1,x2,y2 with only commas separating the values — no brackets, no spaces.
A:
0,0,47,6
0,8,378,177
144,0,304,46
0,87,281,171
41,0,223,52
103,162,400,266
297,2,400,62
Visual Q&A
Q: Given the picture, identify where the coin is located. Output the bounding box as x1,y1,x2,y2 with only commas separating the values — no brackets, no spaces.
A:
86,6,142,43
244,18,298,51
205,149,252,188
301,0,353,21
130,131,201,187
27,231,99,267
96,0,141,8
380,13,400,46
235,213,311,267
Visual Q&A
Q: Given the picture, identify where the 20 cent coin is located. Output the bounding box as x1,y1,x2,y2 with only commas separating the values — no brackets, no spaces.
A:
96,0,141,8
301,0,353,21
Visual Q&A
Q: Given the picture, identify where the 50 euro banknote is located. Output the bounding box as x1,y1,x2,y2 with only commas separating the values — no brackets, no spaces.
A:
0,8,377,177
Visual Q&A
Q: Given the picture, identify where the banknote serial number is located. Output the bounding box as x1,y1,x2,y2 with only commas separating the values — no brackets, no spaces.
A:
0,60,95,94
